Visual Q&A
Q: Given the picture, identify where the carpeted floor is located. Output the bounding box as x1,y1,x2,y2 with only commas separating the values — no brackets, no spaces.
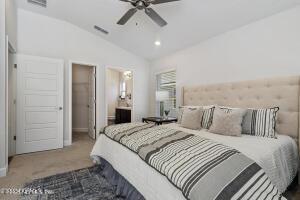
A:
1,132,300,200
0,132,95,200
21,165,124,200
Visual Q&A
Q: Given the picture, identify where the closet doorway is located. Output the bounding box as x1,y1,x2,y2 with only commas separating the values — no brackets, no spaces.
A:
71,63,96,142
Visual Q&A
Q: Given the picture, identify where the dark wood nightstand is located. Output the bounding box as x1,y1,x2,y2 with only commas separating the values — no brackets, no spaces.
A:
142,117,177,125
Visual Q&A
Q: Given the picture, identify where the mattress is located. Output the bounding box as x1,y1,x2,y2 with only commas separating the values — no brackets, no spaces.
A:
91,124,298,200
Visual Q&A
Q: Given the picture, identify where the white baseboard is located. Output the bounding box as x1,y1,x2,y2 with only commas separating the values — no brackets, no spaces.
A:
72,128,88,132
108,116,115,120
0,166,7,177
64,140,71,146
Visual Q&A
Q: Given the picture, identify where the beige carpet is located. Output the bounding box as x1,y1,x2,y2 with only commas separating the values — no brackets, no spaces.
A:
0,132,300,199
0,132,94,199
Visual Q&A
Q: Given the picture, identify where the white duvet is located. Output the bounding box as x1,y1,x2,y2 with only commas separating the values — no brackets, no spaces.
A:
91,123,298,200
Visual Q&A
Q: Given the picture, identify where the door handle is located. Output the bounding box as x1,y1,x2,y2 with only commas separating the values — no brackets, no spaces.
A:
58,107,63,110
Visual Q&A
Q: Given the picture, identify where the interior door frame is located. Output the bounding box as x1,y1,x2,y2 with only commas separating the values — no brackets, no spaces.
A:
104,66,135,126
68,61,100,145
7,37,16,157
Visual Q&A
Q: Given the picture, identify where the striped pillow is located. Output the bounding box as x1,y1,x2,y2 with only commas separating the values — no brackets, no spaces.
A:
242,107,279,138
220,106,279,138
201,106,215,129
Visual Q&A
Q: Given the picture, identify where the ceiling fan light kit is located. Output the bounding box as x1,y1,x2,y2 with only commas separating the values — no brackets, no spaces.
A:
117,0,180,27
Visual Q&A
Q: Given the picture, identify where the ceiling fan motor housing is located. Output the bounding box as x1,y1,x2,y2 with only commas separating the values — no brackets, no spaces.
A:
132,0,150,10
119,0,179,27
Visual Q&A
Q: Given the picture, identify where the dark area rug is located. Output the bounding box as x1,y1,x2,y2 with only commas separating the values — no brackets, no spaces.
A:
21,165,125,200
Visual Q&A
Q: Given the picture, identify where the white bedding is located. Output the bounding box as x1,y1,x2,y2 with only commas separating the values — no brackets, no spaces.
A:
91,123,298,199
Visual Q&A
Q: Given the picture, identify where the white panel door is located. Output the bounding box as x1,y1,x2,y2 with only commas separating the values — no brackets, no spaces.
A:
88,67,96,139
16,55,64,154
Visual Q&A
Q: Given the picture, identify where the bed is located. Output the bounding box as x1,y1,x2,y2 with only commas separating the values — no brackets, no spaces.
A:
91,76,300,200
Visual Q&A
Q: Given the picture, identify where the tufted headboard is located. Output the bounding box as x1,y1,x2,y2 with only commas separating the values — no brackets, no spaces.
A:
182,76,300,150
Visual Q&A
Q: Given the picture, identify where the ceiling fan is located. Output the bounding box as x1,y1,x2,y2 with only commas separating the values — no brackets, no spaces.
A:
117,0,180,27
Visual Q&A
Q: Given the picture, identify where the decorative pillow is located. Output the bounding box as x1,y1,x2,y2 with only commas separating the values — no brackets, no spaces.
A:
209,107,246,136
220,106,279,138
201,106,215,129
242,107,279,138
181,108,204,130
177,106,201,124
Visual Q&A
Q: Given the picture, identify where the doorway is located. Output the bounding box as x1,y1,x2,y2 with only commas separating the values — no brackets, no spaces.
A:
71,64,96,141
106,67,133,125
16,55,64,154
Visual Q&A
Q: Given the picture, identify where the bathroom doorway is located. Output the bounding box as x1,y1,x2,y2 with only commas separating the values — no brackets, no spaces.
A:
105,67,134,125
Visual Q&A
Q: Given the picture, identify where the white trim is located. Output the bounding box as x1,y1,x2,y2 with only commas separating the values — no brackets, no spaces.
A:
0,0,6,174
107,116,115,120
72,128,88,132
0,165,7,177
63,140,71,146
5,36,8,174
105,66,135,126
68,60,100,145
154,67,177,76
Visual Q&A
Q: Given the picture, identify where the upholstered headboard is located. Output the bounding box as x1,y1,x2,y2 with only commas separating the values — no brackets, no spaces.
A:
182,76,300,149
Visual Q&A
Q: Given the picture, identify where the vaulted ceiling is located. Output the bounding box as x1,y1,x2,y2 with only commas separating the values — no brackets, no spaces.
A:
16,0,300,60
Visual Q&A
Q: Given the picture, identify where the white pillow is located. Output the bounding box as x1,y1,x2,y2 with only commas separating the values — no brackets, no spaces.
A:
209,107,246,137
181,108,204,130
177,106,201,124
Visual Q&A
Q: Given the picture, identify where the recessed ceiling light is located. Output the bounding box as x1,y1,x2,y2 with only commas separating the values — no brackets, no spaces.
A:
155,41,161,46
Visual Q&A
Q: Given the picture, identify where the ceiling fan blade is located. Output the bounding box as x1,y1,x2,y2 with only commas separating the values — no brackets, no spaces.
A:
119,0,135,2
145,8,167,27
117,8,138,25
151,0,180,5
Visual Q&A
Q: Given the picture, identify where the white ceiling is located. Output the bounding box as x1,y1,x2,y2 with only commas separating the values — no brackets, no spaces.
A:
16,0,300,60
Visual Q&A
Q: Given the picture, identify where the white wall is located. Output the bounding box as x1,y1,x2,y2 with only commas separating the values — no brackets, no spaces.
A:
149,6,300,116
17,9,150,143
0,0,7,176
5,0,17,49
72,64,92,132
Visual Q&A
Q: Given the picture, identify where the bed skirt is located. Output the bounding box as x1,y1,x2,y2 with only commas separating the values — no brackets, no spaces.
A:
93,156,145,200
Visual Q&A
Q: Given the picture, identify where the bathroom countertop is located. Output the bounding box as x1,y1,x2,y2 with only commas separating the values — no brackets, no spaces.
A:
116,107,132,110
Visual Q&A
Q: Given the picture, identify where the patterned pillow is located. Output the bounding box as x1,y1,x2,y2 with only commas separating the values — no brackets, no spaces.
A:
201,106,215,129
242,107,279,138
220,106,279,138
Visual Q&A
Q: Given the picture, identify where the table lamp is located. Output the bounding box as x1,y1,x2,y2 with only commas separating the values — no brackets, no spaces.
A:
156,91,169,118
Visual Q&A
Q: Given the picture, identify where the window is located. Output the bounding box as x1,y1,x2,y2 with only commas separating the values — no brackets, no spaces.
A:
156,70,176,117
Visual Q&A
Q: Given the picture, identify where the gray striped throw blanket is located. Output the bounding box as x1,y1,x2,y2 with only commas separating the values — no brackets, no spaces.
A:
103,122,285,200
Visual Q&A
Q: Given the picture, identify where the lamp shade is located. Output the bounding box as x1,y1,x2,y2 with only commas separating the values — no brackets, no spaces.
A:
156,91,169,102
